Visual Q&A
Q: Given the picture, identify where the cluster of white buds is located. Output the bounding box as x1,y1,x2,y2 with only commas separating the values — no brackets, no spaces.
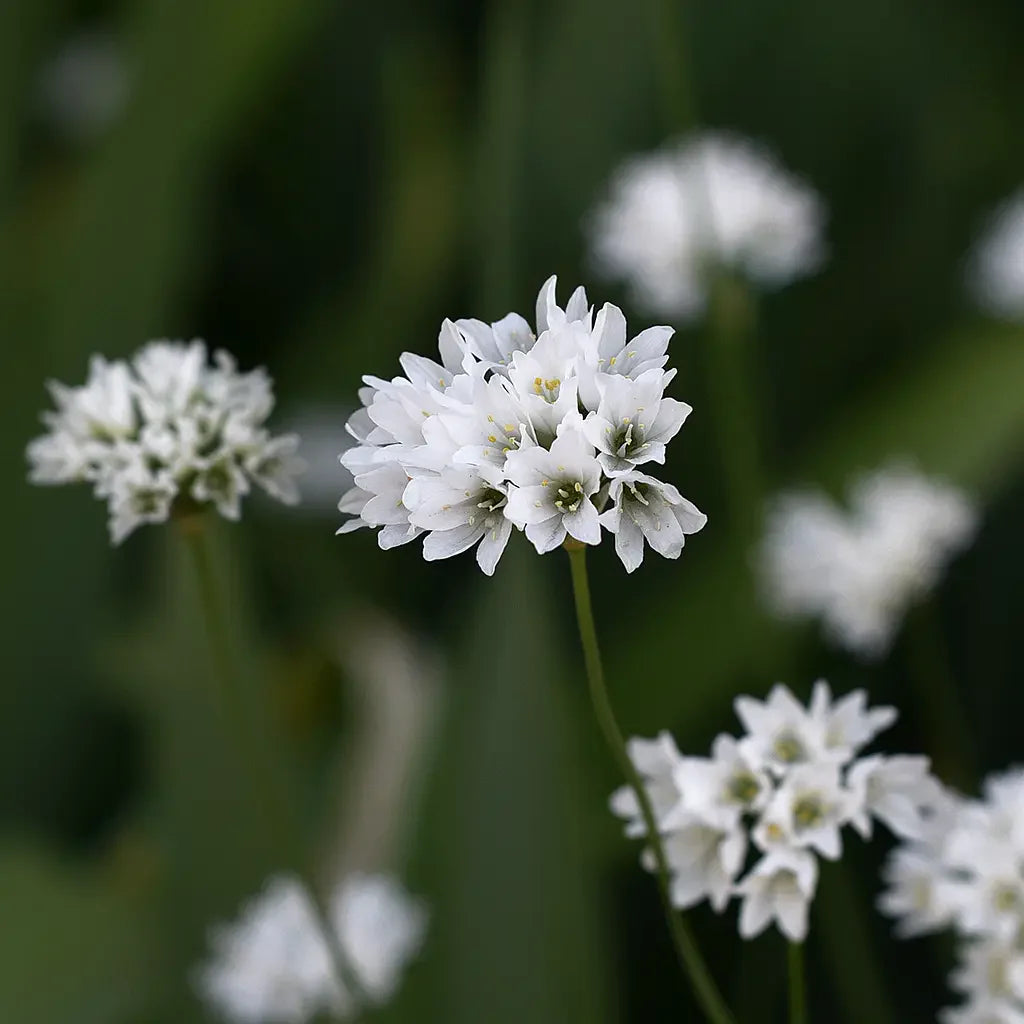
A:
759,463,979,659
26,340,303,543
588,131,825,321
613,682,942,942
880,768,1024,1023
196,873,427,1024
337,277,706,574
967,188,1024,321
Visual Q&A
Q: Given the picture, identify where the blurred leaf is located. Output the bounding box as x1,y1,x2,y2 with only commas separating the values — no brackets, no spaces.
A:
104,522,290,1020
0,841,155,1024
406,543,617,1023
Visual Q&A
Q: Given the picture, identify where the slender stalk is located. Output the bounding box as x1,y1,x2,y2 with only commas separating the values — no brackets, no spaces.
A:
704,274,764,539
476,0,528,313
649,0,698,134
179,514,365,1015
905,600,975,792
787,942,806,1024
566,545,735,1024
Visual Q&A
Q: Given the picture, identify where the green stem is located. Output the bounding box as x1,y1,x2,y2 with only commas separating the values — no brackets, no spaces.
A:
649,0,698,133
180,516,365,1017
905,600,975,792
566,545,736,1024
704,274,764,539
477,0,528,313
788,942,806,1024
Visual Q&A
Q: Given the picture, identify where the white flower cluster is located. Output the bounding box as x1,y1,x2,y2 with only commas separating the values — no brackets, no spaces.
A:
760,464,979,659
880,768,1024,1023
26,340,303,543
196,873,427,1024
967,189,1024,321
613,682,940,943
337,277,706,574
588,132,825,321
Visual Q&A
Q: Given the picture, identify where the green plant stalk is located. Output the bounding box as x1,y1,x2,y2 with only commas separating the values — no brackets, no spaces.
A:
705,274,765,539
788,942,806,1024
906,600,975,792
566,544,736,1024
180,516,366,1016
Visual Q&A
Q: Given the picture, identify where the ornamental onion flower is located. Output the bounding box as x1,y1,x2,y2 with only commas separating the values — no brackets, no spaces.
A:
759,463,979,659
26,340,304,543
880,767,1024,1022
196,874,427,1024
337,276,706,574
588,132,825,321
612,681,941,942
967,188,1024,321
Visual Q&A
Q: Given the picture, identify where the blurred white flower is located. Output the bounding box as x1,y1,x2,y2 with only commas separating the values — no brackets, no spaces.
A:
882,767,1024,1020
613,680,935,943
736,847,818,942
338,276,706,574
759,463,979,658
26,341,303,543
36,30,129,143
588,132,825,320
609,731,684,837
197,873,427,1024
967,190,1024,320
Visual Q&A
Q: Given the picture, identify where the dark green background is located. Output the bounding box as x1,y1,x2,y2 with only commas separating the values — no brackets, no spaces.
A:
2,0,1023,1020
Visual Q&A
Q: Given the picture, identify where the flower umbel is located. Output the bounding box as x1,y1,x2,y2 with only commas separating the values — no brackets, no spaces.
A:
196,873,427,1024
759,463,979,658
337,277,706,573
26,340,303,543
881,767,1024,1021
612,681,939,942
588,132,825,321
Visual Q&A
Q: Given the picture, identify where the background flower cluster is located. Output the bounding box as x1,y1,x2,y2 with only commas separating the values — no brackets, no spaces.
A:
26,340,303,542
615,682,942,942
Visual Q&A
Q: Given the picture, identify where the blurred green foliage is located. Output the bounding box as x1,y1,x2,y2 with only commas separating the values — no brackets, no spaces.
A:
3,0,1024,1021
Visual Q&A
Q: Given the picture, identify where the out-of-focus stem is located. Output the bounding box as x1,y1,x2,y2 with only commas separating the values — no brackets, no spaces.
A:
566,543,736,1024
476,0,528,313
180,515,365,1016
905,600,975,792
705,273,764,539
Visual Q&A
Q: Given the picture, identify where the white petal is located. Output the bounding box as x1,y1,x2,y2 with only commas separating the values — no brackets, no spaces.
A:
422,523,484,561
476,519,512,575
525,515,566,554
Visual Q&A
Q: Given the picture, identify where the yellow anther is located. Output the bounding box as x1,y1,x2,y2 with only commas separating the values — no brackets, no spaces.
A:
487,414,495,422
503,423,516,432
488,434,497,443
609,356,616,366
627,350,636,358
442,504,451,510
765,823,784,841
541,479,549,486
544,378,560,391
574,482,583,493
534,376,543,386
